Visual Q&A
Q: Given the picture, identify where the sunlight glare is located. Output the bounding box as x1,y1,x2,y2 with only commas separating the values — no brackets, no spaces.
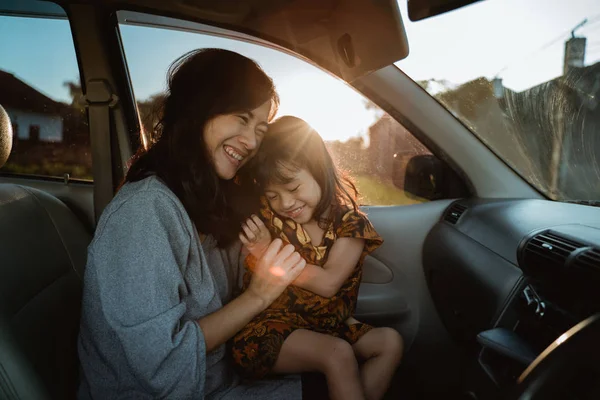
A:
269,266,285,277
274,69,380,142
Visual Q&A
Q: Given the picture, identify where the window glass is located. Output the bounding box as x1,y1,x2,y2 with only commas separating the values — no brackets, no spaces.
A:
118,16,433,205
396,0,600,201
0,11,92,181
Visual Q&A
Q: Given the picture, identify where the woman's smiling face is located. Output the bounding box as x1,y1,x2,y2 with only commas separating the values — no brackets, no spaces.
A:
203,100,271,180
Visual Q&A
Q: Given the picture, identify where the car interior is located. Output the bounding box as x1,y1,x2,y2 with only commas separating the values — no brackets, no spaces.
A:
1,0,599,399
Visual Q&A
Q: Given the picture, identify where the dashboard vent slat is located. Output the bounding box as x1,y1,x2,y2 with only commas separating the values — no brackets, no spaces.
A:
572,248,600,272
444,203,467,224
526,246,568,264
520,231,586,272
541,232,584,250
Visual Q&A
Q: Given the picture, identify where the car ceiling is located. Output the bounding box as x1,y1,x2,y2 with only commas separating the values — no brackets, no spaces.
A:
56,0,409,82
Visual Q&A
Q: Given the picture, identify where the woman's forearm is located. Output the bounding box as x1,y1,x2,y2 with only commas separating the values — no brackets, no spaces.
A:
196,291,266,352
198,239,306,352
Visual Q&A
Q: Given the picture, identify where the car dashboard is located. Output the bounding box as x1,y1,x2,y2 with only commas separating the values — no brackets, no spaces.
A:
422,198,600,392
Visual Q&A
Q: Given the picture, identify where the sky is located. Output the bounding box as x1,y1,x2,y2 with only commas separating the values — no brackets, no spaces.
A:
1,0,599,142
396,0,600,92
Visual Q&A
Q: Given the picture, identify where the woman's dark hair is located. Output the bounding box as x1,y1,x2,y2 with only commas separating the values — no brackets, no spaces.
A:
251,116,359,227
124,48,279,247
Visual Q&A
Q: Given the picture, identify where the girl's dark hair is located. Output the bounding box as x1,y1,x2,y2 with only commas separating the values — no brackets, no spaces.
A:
251,116,359,227
124,48,279,247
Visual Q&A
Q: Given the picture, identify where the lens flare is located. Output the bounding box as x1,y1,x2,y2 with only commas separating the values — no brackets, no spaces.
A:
269,266,285,277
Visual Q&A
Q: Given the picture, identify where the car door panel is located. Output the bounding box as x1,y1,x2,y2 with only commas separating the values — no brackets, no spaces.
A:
361,255,393,284
357,200,464,392
358,200,455,346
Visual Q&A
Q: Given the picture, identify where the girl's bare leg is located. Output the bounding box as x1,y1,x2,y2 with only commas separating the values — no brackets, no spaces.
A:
272,329,366,400
352,327,404,400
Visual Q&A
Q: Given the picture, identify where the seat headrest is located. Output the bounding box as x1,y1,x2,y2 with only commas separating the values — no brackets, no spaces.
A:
0,105,13,168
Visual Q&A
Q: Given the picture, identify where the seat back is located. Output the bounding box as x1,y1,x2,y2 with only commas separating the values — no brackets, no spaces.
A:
0,105,92,399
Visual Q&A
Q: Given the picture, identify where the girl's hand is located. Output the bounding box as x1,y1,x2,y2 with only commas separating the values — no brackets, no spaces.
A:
246,239,306,307
239,214,272,258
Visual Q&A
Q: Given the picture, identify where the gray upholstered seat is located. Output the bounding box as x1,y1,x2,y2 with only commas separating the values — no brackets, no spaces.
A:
0,104,91,399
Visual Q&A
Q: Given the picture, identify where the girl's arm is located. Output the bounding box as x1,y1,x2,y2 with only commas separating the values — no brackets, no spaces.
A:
292,237,364,298
239,214,272,259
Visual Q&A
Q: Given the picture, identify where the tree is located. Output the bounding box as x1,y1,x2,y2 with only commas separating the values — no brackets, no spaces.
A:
63,80,85,112
416,79,430,91
137,93,166,143
61,80,87,145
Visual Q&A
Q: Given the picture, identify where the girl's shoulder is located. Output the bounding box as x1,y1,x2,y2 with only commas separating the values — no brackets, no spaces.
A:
332,204,383,249
332,204,366,227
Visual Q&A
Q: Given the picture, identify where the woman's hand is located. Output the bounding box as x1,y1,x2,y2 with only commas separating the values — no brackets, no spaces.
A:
246,238,306,307
197,239,304,352
239,214,272,259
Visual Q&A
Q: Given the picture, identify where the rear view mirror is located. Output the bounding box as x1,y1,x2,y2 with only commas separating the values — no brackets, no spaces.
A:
408,0,484,21
402,155,444,200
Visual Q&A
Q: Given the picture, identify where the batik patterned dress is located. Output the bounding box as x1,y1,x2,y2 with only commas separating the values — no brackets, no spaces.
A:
231,201,383,379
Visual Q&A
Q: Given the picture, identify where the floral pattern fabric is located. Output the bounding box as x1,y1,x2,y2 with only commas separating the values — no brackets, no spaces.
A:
231,201,383,379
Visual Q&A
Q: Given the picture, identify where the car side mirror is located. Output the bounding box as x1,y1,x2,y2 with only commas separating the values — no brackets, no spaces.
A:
401,155,445,200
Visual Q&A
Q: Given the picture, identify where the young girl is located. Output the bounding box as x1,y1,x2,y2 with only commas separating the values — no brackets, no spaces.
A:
232,116,404,400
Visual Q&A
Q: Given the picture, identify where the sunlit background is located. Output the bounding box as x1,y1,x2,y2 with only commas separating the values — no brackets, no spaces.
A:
2,0,599,143
2,0,600,202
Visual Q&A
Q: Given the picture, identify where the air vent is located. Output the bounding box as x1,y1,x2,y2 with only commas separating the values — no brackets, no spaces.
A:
572,248,600,272
521,231,585,271
444,203,467,224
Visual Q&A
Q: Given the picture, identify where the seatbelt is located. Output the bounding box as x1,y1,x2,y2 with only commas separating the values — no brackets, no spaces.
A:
83,79,119,223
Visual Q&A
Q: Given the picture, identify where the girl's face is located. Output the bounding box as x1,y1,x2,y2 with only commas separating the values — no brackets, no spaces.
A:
203,101,271,180
264,165,322,224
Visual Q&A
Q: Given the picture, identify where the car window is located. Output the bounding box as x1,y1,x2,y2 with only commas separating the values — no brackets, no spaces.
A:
396,0,600,202
0,9,92,181
117,13,433,206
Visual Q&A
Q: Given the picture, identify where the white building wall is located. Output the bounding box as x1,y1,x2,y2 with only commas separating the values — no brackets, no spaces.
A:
4,108,63,142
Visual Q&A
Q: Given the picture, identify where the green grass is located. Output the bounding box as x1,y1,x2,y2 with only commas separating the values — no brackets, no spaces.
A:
354,175,425,206
1,162,93,181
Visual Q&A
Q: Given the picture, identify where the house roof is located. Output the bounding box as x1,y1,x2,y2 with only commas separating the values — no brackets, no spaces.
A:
0,70,65,115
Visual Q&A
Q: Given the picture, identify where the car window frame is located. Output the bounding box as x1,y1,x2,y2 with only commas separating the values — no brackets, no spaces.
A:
0,3,94,185
115,10,471,206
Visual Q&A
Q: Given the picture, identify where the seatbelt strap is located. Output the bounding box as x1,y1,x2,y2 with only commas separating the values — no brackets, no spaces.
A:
84,79,119,224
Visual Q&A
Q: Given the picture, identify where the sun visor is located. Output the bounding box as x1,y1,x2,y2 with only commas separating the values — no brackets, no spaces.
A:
117,0,409,82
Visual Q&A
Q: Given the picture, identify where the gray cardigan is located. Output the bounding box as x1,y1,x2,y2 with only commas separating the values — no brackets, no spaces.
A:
77,176,300,399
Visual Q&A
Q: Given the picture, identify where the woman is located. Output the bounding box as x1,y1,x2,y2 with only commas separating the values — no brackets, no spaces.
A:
77,49,305,399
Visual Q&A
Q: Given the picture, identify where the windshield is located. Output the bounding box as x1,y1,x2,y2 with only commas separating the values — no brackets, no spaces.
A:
396,0,600,201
